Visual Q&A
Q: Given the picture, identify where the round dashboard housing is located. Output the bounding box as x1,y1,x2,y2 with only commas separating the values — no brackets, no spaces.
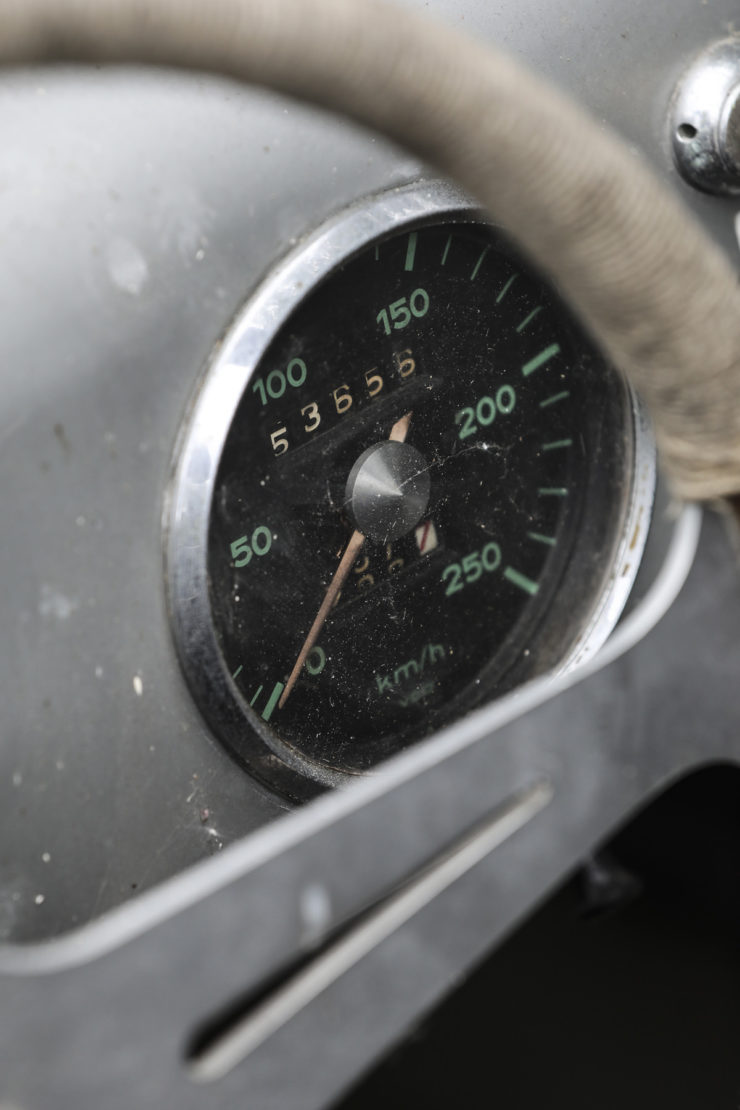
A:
165,183,655,801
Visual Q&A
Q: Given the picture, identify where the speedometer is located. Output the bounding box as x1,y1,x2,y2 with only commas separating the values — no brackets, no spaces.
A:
167,184,654,799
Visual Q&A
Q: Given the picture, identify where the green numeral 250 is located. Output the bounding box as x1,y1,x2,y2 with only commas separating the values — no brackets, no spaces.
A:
441,542,501,597
230,525,273,568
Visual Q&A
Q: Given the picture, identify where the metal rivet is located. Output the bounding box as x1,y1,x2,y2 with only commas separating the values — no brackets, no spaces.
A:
670,38,740,195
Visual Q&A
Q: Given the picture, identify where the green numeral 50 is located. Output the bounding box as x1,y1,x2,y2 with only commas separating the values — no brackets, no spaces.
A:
230,525,273,568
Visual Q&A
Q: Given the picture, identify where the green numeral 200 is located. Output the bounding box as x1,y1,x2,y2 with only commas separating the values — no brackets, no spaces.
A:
455,386,516,440
230,525,273,568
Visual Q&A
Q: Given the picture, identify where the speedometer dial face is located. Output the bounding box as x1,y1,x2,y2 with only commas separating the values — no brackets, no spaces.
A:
168,187,653,799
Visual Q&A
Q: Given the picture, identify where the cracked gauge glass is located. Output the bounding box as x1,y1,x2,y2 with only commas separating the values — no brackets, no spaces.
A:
167,186,654,800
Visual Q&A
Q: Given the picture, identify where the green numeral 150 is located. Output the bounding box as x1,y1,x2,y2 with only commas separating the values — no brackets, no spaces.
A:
376,289,430,335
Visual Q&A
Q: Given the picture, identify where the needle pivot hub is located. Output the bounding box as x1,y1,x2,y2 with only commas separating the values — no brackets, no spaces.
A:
345,440,431,542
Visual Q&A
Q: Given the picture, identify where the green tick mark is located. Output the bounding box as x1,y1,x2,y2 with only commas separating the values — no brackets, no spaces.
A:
404,231,418,272
539,390,570,409
522,343,561,377
471,245,492,281
441,234,452,266
516,306,542,332
527,532,556,547
542,439,573,451
504,567,540,596
496,274,518,303
261,681,284,722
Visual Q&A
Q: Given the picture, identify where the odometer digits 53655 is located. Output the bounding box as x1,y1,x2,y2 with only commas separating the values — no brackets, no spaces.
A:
167,185,653,799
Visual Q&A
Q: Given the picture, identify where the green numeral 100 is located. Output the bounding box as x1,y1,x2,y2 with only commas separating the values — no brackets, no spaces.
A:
454,385,516,441
230,525,272,568
252,358,307,406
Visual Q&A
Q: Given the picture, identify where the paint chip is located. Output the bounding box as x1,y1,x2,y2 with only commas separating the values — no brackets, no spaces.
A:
300,882,332,945
133,675,144,697
107,237,149,296
39,584,77,621
415,519,439,555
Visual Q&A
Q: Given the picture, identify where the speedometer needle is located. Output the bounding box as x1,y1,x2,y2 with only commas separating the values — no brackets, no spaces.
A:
387,410,412,444
278,411,412,709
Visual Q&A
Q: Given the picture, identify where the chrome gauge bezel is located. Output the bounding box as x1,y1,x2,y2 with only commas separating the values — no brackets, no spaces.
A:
165,181,656,800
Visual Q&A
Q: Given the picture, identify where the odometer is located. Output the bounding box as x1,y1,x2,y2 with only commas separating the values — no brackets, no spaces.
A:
167,184,654,799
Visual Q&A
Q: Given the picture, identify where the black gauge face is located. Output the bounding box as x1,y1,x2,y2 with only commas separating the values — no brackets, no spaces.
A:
189,211,643,797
